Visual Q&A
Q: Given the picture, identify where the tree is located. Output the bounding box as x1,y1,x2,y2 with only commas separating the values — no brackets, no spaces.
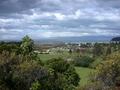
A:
30,81,41,90
93,43,103,57
20,35,34,55
93,52,120,90
69,49,72,54
74,56,94,67
0,52,49,90
46,58,80,90
105,46,112,55
77,52,120,90
13,61,49,90
0,52,21,90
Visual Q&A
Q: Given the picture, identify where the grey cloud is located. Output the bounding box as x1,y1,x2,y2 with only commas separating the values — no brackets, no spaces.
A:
0,0,41,16
0,0,120,40
97,0,120,8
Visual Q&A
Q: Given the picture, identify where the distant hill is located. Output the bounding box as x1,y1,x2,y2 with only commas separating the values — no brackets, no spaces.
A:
111,37,120,41
34,36,112,44
0,36,113,43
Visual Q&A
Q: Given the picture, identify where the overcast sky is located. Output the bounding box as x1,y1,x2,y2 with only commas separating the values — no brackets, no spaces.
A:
0,0,120,40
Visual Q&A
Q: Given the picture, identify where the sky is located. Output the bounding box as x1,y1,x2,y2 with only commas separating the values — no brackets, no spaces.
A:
0,0,120,41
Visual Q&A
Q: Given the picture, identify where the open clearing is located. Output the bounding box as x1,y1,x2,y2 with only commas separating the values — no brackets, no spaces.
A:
75,67,95,86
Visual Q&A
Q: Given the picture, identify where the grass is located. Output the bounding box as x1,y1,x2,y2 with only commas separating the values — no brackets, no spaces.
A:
38,52,79,62
75,67,95,86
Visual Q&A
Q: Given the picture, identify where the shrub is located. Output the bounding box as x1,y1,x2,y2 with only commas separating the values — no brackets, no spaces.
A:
0,52,48,90
80,52,120,90
94,52,120,89
46,58,80,90
30,81,41,90
74,56,94,67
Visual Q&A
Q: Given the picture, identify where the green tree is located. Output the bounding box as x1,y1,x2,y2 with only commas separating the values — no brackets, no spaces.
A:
0,51,49,90
93,43,103,57
93,52,120,90
30,81,41,90
20,35,34,55
74,56,94,67
77,52,120,90
46,58,80,90
105,46,112,55
69,49,72,54
13,61,49,90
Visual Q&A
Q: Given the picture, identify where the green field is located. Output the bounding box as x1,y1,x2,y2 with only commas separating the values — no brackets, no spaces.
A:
75,67,95,86
38,52,79,62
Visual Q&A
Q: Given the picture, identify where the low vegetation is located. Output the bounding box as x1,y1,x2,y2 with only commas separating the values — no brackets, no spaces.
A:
0,35,120,90
74,56,94,67
0,36,80,90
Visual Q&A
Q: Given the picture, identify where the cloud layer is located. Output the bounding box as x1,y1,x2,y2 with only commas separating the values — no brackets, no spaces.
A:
0,0,120,40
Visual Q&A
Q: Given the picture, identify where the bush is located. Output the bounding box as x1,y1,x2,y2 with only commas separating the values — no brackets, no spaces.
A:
0,52,80,90
0,52,48,90
74,56,94,67
30,81,41,90
46,58,80,90
79,52,120,90
94,52,120,89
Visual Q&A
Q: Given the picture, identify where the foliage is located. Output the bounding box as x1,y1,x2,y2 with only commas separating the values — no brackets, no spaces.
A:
20,35,34,55
0,42,20,54
74,56,94,67
79,52,120,90
0,52,22,90
94,52,120,89
13,61,49,90
30,81,41,90
46,58,80,90
93,43,104,57
104,46,112,56
0,51,48,90
77,81,105,90
0,35,80,90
